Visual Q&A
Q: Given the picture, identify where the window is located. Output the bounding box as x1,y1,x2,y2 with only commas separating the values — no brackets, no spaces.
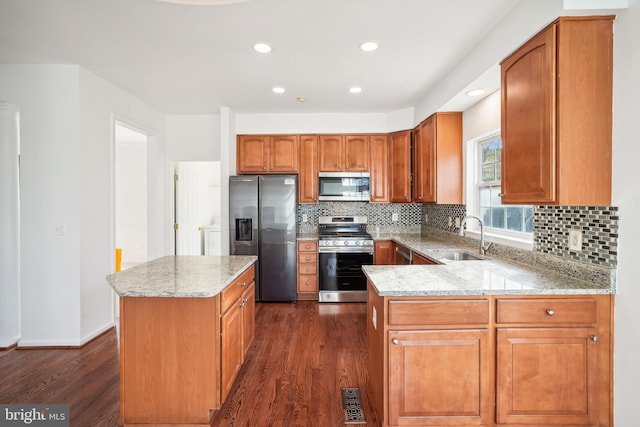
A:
476,134,533,234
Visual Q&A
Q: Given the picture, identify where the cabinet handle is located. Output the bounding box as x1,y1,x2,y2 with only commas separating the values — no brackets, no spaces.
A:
392,338,399,345
305,268,310,272
545,309,555,316
498,193,504,197
263,166,267,170
305,257,310,261
241,281,247,287
591,335,599,343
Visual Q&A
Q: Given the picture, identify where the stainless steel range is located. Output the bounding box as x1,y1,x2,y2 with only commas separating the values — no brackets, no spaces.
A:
318,216,373,303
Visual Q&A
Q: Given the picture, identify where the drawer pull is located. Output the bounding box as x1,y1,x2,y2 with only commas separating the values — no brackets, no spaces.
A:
546,309,555,316
591,335,599,343
392,338,399,345
305,257,310,261
305,268,310,272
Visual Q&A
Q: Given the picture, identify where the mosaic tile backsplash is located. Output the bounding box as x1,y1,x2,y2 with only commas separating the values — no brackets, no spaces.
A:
298,201,618,269
534,206,618,268
297,202,421,234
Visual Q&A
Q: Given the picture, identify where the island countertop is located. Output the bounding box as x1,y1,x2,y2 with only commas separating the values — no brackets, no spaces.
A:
106,255,257,297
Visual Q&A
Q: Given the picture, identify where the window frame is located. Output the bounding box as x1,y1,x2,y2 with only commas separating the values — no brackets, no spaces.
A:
464,130,533,250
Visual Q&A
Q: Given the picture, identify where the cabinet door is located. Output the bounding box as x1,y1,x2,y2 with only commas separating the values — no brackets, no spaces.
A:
389,130,412,203
369,134,389,203
241,282,255,357
345,135,369,171
269,135,298,172
412,252,436,265
373,240,393,265
496,327,599,425
318,135,344,171
501,25,556,204
220,300,244,402
299,135,318,203
389,329,491,425
237,135,268,173
414,116,436,203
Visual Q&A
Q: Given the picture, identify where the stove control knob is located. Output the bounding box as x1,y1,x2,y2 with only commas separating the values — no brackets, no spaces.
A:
356,240,361,245
344,241,350,246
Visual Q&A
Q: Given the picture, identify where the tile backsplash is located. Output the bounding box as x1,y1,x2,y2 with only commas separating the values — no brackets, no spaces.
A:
297,202,421,234
298,201,619,270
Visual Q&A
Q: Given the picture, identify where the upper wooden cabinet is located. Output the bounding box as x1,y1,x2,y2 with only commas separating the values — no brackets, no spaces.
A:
369,134,389,203
389,130,412,203
319,135,369,172
298,135,318,203
237,135,299,174
414,112,462,204
500,16,613,205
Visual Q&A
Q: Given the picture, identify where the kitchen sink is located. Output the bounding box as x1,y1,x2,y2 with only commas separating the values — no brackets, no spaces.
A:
432,251,485,261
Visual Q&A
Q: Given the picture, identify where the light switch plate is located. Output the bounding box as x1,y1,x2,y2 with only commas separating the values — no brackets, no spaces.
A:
569,229,583,251
455,217,461,228
302,214,308,223
392,213,399,222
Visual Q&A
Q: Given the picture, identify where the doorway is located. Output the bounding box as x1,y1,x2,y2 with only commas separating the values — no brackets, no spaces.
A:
115,123,148,269
173,161,221,255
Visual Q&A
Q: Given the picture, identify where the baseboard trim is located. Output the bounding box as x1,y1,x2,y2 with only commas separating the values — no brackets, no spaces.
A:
16,324,116,350
0,333,21,349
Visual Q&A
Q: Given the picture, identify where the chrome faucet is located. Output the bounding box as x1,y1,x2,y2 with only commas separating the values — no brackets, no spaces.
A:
459,215,493,255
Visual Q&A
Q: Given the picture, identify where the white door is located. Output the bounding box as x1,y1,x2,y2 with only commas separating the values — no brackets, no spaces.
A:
174,161,221,255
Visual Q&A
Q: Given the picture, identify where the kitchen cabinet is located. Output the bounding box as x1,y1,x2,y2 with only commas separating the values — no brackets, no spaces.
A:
413,112,462,204
411,252,436,265
297,240,319,300
299,135,318,203
500,16,613,205
368,289,613,427
495,297,610,425
389,130,412,203
374,240,393,265
369,134,389,203
220,267,256,402
237,134,299,173
319,134,369,172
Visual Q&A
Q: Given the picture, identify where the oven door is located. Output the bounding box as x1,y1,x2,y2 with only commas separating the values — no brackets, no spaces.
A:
318,250,373,292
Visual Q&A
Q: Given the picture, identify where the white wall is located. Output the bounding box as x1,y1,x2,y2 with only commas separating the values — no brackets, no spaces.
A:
609,1,640,424
0,65,167,346
166,114,220,160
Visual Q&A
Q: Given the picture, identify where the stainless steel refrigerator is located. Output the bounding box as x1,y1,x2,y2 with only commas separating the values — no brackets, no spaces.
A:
229,175,297,302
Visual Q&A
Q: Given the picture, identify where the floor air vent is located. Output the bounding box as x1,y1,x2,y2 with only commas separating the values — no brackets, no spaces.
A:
341,387,366,424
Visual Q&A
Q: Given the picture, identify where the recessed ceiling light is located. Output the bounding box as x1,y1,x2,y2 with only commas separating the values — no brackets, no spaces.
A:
466,89,485,97
253,43,272,53
359,41,379,52
349,87,362,94
296,96,307,103
272,87,285,94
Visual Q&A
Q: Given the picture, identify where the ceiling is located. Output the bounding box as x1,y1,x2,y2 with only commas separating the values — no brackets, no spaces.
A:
0,0,516,115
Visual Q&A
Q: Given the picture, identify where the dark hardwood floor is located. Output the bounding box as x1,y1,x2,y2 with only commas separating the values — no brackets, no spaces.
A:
0,301,378,427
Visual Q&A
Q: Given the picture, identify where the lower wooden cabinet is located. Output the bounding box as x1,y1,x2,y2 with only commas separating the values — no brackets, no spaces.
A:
297,240,319,300
389,329,491,425
374,240,394,265
368,291,613,427
220,272,256,402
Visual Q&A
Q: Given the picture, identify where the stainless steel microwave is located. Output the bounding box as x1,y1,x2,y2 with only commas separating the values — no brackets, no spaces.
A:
318,172,370,202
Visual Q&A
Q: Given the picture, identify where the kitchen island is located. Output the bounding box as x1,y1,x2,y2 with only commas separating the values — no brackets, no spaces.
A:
107,255,257,427
363,241,614,427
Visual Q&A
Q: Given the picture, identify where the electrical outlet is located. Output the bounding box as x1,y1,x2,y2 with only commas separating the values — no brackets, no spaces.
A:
302,214,308,223
448,216,452,227
455,217,461,228
54,224,66,236
392,212,399,222
568,230,583,251
424,214,429,223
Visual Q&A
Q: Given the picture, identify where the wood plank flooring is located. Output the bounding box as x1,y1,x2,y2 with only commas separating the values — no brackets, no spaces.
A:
0,301,378,427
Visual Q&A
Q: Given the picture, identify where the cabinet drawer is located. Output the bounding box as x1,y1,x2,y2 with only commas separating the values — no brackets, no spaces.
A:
298,241,318,252
298,252,318,264
496,298,598,325
388,299,489,326
221,265,255,314
297,274,318,293
298,263,317,275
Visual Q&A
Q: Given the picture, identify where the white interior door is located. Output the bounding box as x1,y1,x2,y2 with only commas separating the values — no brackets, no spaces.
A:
174,161,221,255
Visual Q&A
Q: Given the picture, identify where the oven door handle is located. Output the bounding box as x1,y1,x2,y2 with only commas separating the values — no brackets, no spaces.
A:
319,247,374,255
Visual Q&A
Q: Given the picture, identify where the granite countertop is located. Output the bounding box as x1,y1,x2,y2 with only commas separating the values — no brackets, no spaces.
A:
106,255,257,297
364,233,613,297
297,233,319,240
